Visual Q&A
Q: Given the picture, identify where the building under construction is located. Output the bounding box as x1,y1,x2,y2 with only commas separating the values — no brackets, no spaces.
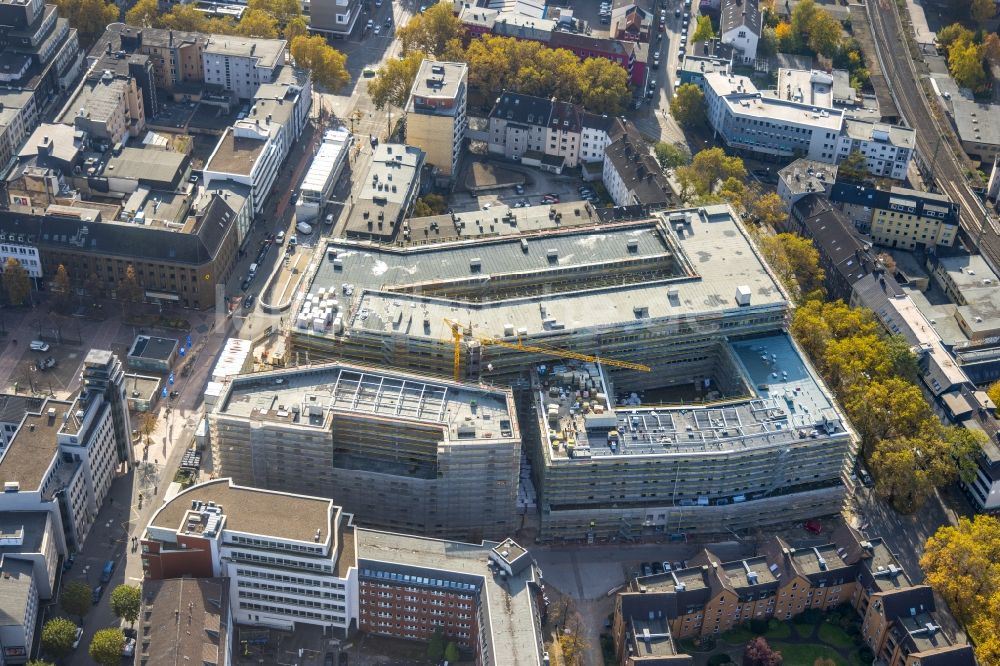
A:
278,204,855,540
207,362,520,540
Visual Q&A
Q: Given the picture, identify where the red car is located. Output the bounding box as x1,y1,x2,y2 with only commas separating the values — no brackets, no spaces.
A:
803,519,823,535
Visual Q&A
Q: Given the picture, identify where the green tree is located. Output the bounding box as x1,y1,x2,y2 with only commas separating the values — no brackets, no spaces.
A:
55,0,119,44
515,46,579,99
845,377,934,456
368,51,427,110
838,150,869,182
444,641,460,662
758,233,825,302
247,0,301,23
237,9,279,38
111,584,142,627
675,147,746,198
807,10,842,58
790,0,820,50
654,142,691,169
398,2,465,57
290,35,350,90
40,618,78,660
692,15,715,43
2,258,31,307
574,56,630,114
427,627,445,660
27,661,56,666
61,581,92,623
823,333,893,395
466,35,523,97
944,425,987,484
160,4,209,32
936,23,974,51
89,628,125,666
949,39,988,91
118,264,143,304
758,26,779,57
669,83,706,128
283,15,309,42
751,192,787,229
125,0,159,27
51,264,73,314
972,0,996,23
558,616,590,666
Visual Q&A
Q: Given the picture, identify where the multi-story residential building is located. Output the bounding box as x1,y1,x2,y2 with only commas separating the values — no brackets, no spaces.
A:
405,60,467,185
307,0,362,41
202,35,286,100
140,578,231,666
341,143,424,241
828,183,959,248
0,0,83,164
776,159,837,210
208,362,521,541
787,194,881,301
287,206,853,541
488,92,634,174
603,124,673,206
703,72,915,179
58,69,147,145
614,532,974,665
610,0,654,43
111,26,208,94
141,479,547,664
719,0,760,63
0,350,129,551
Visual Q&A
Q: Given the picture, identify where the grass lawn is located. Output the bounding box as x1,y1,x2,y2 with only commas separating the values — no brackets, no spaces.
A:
818,621,856,648
719,626,755,644
793,616,820,636
766,619,792,639
771,642,849,666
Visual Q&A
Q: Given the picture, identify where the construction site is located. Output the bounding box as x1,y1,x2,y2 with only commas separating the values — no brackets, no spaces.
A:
248,204,858,541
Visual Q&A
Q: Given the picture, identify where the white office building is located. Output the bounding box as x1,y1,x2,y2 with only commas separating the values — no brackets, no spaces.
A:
703,72,914,179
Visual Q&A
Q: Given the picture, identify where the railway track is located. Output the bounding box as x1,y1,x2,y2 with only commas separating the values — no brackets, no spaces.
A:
865,0,1000,269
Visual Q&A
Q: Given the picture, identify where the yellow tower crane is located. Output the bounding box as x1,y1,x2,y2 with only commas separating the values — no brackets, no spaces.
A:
445,319,650,382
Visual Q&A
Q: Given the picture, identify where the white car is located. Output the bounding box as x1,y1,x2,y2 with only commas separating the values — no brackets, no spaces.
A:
276,230,285,244
29,341,49,352
375,0,382,5
374,25,381,35
296,221,313,235
72,627,83,649
122,638,136,657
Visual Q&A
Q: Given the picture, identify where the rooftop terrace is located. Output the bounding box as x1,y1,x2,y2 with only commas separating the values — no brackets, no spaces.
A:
216,363,517,442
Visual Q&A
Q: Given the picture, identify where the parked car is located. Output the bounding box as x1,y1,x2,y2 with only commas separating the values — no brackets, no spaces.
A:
662,561,672,573
122,638,136,657
803,519,823,535
92,585,103,604
374,25,381,35
651,561,664,574
37,356,56,370
296,221,314,235
240,278,252,291
72,626,83,649
641,562,653,577
515,184,525,194
243,294,256,310
29,340,49,352
276,230,285,244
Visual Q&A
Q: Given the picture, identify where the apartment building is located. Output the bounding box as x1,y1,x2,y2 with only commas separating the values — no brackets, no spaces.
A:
614,532,972,664
141,479,547,664
776,159,837,210
829,183,959,248
719,0,760,63
59,70,146,145
140,578,231,666
208,362,521,541
703,72,914,179
308,0,363,40
143,479,356,633
203,35,286,100
488,92,631,173
0,350,129,552
603,125,673,206
610,0,653,43
405,60,467,185
113,26,208,93
852,538,974,665
0,0,83,163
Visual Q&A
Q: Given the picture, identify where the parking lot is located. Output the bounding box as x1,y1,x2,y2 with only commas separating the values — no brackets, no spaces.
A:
7,338,88,396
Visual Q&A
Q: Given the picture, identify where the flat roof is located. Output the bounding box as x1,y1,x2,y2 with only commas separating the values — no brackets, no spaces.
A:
778,159,838,196
205,35,285,69
788,543,851,576
406,201,600,245
141,578,228,666
629,616,679,657
129,335,178,361
204,126,267,176
952,97,1000,148
0,512,48,555
719,555,778,589
775,68,834,107
106,147,187,186
408,60,467,110
0,558,34,624
356,528,541,666
635,567,710,593
860,538,911,592
0,401,70,492
149,479,334,544
216,363,517,442
844,118,915,149
300,130,350,194
60,79,130,125
540,334,843,459
310,207,786,343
